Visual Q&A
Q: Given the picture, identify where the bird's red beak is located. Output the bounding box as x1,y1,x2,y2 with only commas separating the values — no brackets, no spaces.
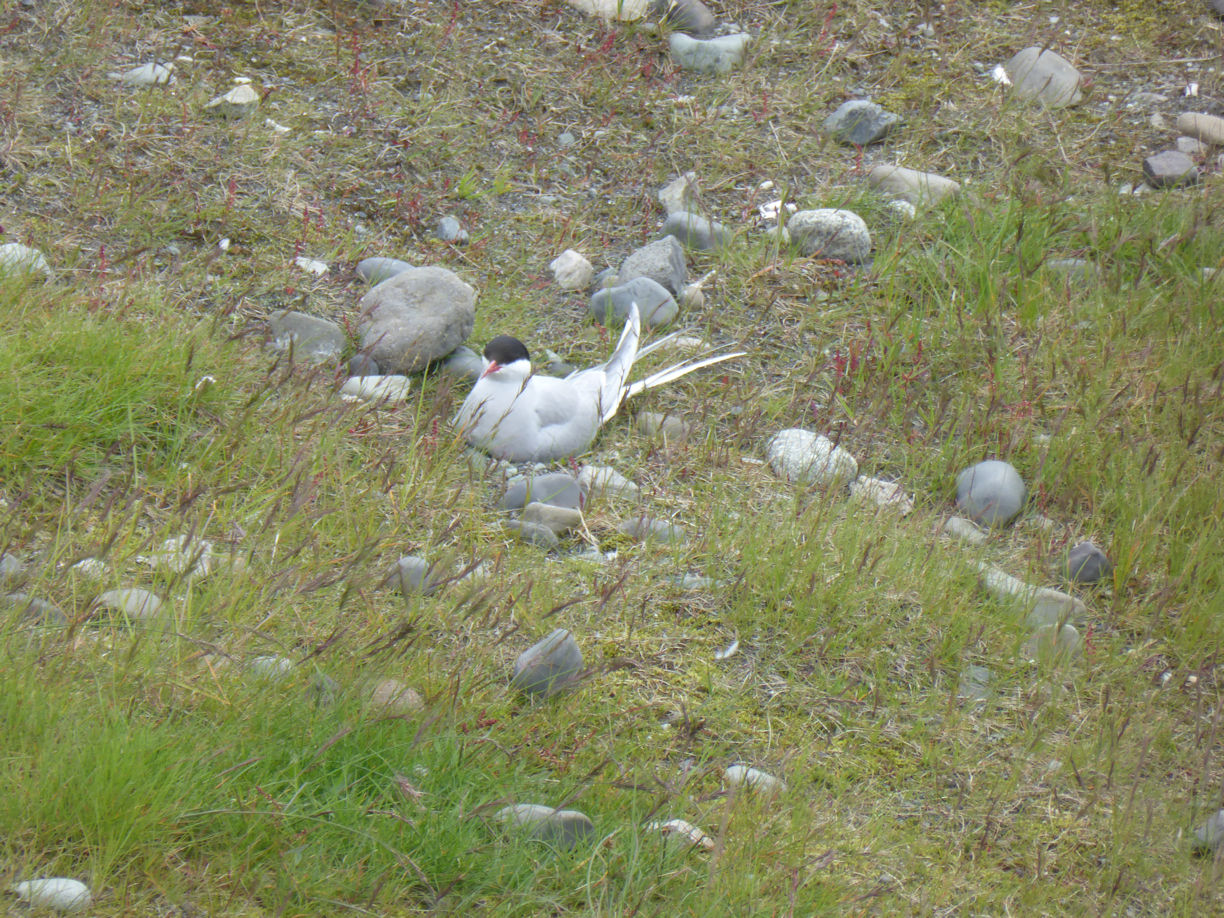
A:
480,361,501,379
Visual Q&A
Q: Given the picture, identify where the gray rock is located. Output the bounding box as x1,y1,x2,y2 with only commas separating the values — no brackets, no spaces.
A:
248,655,294,679
1176,111,1224,145
204,83,260,118
618,516,686,543
1065,541,1111,585
1194,809,1224,852
389,555,438,594
957,665,992,702
619,236,687,295
589,276,678,328
436,215,469,244
1024,622,1082,662
637,411,691,441
2,592,67,625
511,628,583,697
766,429,858,486
658,172,700,215
1004,47,1083,108
356,256,414,285
940,516,988,545
724,764,786,793
1176,136,1208,156
495,803,594,849
340,376,411,401
668,32,751,75
93,587,164,621
955,460,1025,527
661,211,730,251
542,350,576,377
269,310,346,364
358,266,476,374
823,100,902,146
1045,258,1096,279
11,878,93,914
977,563,1087,627
520,501,584,536
110,61,175,86
557,131,576,147
0,242,52,278
578,465,640,501
868,164,959,204
591,266,619,292
549,249,595,291
368,678,424,714
443,345,483,382
0,553,24,583
503,519,561,550
652,0,716,34
500,472,585,511
786,209,872,263
1143,150,1200,188
348,353,381,376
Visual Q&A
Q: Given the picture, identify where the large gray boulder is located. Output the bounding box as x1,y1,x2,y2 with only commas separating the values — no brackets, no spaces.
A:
358,266,475,373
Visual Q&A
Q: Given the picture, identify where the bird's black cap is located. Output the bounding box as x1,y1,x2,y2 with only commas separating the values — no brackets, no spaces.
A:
483,335,530,365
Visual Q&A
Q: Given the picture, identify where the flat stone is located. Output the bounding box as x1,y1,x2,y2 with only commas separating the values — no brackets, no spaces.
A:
268,310,345,364
339,375,412,402
495,803,595,848
1024,622,1082,662
500,472,585,511
590,276,678,328
956,460,1025,527
977,563,1088,627
724,764,785,793
957,664,993,702
1045,258,1096,279
549,249,595,291
110,61,175,86
1176,136,1208,156
205,83,260,118
618,236,687,295
1143,150,1200,188
511,628,583,697
1176,112,1224,145
0,242,52,278
503,520,561,550
1065,541,1111,585
356,256,414,285
786,209,871,263
520,501,584,536
618,516,686,543
940,516,988,545
849,476,914,515
824,100,902,146
637,411,691,442
645,817,715,849
1004,47,1082,108
577,465,640,501
868,164,959,204
658,172,700,215
93,588,164,621
652,0,717,35
358,266,476,374
766,428,858,486
661,211,730,251
668,32,751,75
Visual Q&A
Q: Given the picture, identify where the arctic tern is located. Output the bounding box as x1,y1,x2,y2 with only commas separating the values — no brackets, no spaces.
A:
455,302,744,463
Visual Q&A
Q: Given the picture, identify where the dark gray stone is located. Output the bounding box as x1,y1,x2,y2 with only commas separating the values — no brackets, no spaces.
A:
1194,809,1224,852
1143,150,1200,188
358,266,476,374
511,628,583,696
356,256,414,285
618,236,687,295
268,310,346,364
1065,541,1111,585
661,210,730,251
2,592,67,625
823,100,902,146
500,472,585,511
589,276,678,329
389,555,438,595
503,520,561,550
786,210,872,263
955,460,1025,528
443,345,483,382
348,353,381,377
652,0,716,35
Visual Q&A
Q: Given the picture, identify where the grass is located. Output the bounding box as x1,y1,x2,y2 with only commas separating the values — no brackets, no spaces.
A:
2,0,1224,913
